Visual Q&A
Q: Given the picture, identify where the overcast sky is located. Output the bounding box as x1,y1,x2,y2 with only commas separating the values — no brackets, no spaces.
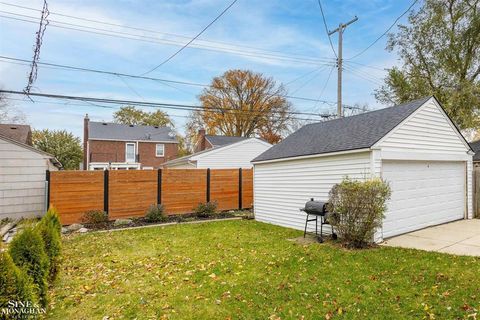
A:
0,0,418,139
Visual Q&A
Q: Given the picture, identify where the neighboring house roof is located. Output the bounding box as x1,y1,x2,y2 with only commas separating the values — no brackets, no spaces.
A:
253,97,435,163
0,133,62,168
205,135,248,147
470,140,480,161
88,121,178,143
0,124,32,145
164,137,268,167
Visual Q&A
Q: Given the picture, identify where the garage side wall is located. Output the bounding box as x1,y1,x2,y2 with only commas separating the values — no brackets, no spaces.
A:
254,151,371,232
0,138,53,220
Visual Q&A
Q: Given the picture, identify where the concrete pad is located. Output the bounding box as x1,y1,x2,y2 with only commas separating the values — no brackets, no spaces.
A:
438,244,480,257
458,234,480,247
407,227,464,242
382,234,452,251
383,220,480,256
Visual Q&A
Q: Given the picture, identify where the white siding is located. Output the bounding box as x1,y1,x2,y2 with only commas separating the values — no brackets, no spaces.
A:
195,139,271,169
378,100,469,155
0,138,55,219
254,151,371,231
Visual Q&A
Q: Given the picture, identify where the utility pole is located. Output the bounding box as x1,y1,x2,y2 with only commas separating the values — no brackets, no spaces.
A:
328,16,358,118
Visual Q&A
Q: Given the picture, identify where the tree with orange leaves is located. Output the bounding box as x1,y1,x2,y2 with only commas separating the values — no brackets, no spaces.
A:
186,69,296,147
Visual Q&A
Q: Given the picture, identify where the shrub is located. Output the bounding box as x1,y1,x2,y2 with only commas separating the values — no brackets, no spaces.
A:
42,207,62,235
193,201,218,218
8,227,50,307
0,251,37,318
328,178,391,248
81,210,108,226
37,218,62,282
145,205,167,223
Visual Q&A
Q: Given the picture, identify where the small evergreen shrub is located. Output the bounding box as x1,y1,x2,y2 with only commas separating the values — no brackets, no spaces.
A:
37,218,62,282
193,201,218,218
0,251,37,318
145,205,167,223
8,227,50,307
328,178,391,248
42,207,62,235
82,210,108,226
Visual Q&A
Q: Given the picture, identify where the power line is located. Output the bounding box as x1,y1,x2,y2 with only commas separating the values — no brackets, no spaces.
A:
0,56,343,105
4,97,192,119
343,64,383,86
347,0,418,60
313,65,335,110
317,0,337,58
344,60,388,71
24,0,49,93
0,11,335,67
140,0,238,75
0,1,335,64
0,90,335,120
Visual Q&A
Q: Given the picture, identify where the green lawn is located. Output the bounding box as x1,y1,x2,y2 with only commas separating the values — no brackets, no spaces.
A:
48,220,480,319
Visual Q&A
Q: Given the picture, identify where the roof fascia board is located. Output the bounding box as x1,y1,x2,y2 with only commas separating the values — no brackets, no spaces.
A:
252,148,371,165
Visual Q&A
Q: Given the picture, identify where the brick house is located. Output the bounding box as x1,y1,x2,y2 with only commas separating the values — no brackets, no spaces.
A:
83,115,178,170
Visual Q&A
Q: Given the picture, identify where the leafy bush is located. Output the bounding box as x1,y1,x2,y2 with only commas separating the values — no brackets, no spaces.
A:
42,207,62,235
0,251,37,317
193,201,218,218
37,218,62,282
145,205,167,223
82,210,108,226
8,227,50,307
328,178,391,248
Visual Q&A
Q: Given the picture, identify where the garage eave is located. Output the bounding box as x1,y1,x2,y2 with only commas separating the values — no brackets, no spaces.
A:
252,148,371,165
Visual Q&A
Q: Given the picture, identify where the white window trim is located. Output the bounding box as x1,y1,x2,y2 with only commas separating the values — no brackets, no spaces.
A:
125,142,136,163
156,143,165,157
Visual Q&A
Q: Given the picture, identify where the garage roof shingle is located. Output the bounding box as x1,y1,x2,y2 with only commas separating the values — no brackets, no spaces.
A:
253,97,432,162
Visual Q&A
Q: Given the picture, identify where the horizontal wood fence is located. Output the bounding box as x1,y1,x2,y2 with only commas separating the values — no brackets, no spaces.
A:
47,168,253,225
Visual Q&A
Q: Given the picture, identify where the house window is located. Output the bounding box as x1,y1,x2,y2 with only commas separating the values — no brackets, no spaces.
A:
156,144,165,157
126,143,136,162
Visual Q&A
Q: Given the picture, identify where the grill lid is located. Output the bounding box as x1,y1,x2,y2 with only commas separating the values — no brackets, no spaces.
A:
304,198,326,214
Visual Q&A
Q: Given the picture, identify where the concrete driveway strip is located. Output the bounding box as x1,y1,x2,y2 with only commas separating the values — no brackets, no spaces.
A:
382,220,480,257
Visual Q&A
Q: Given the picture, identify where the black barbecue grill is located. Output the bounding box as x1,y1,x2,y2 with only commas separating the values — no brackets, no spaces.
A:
300,198,337,243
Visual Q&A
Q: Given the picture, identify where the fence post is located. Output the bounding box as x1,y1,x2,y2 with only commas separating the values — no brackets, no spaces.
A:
206,168,211,203
45,170,50,211
238,168,243,209
157,169,162,205
104,170,109,214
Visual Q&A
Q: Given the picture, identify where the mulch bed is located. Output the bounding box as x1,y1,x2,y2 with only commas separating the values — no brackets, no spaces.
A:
82,211,252,231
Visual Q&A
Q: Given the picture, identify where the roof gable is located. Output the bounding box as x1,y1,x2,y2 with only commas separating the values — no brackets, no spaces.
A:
0,124,32,145
205,135,248,147
374,97,471,153
253,97,431,162
88,121,177,143
164,138,270,166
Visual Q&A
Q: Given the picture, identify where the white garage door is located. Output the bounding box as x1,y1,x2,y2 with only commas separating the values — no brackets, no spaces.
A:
382,161,465,238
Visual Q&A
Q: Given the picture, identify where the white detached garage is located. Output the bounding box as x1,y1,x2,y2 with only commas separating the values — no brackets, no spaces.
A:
252,96,473,241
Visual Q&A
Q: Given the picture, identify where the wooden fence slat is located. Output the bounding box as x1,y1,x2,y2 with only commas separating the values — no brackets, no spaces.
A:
49,171,104,225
